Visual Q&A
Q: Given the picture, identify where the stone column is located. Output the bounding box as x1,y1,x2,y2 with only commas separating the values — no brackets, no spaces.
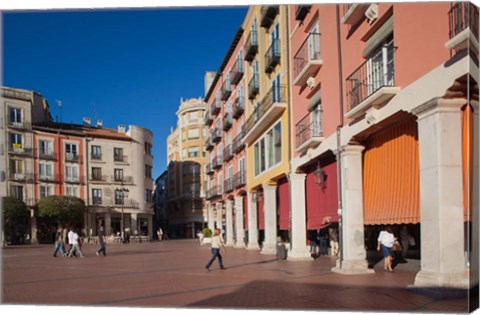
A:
215,202,223,231
413,98,468,288
207,203,215,231
332,145,372,275
261,184,277,255
247,191,260,250
234,195,245,248
287,173,312,261
30,209,38,244
104,213,112,236
225,199,235,246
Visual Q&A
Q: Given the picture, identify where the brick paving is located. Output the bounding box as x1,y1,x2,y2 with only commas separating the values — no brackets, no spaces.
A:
1,240,475,313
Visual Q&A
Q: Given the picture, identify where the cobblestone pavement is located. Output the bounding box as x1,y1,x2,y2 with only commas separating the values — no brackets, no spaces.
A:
1,240,476,313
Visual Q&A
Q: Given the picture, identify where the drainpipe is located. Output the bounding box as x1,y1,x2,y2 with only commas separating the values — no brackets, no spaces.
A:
335,4,345,269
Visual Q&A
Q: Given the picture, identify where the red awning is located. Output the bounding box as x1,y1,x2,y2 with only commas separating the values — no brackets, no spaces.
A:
306,161,339,229
278,177,290,230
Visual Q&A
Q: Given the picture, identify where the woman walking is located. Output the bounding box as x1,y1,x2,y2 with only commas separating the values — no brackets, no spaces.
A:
205,228,226,271
377,226,396,272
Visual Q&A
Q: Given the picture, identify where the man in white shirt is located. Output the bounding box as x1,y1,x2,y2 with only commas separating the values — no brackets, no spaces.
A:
67,226,75,257
68,229,85,258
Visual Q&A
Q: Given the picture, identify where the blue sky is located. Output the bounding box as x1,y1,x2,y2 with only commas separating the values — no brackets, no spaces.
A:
2,6,248,178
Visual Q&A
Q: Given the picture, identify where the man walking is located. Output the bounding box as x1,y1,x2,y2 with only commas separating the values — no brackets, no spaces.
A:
96,226,107,256
68,229,85,258
67,226,76,257
53,228,66,257
205,228,226,271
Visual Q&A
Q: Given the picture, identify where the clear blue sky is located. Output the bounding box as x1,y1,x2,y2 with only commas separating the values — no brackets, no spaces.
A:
2,6,248,178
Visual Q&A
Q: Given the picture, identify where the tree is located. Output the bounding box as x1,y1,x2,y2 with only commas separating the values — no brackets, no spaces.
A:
2,196,30,244
36,195,86,229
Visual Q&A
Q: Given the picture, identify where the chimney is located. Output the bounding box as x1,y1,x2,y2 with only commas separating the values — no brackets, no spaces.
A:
83,117,91,126
118,124,126,133
97,120,103,128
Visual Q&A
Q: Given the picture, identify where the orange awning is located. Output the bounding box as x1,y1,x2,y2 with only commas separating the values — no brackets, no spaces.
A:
363,116,420,225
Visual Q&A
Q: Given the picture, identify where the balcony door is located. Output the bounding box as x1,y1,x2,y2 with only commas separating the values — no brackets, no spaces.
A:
270,23,280,56
272,74,281,103
367,34,394,95
308,22,320,61
9,133,22,150
9,107,22,125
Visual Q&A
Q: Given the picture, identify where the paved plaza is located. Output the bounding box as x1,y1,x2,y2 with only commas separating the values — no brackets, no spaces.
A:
1,240,476,313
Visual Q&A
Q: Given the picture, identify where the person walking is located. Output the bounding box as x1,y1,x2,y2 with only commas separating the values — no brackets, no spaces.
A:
157,228,164,241
68,229,85,258
329,226,339,256
53,228,66,257
400,225,412,259
377,226,396,272
205,228,226,271
96,226,107,256
67,225,76,257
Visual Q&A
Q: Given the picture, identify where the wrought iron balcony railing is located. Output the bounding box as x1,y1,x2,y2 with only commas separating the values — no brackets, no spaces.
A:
260,6,279,29
244,85,287,132
265,38,281,74
230,58,244,85
295,112,324,149
7,120,32,130
233,96,244,119
295,5,311,21
223,144,233,162
38,151,56,161
223,112,233,131
232,129,246,153
233,171,246,188
245,30,258,62
65,153,80,163
449,2,479,39
221,79,232,101
224,177,234,193
212,128,222,143
248,73,260,100
8,146,34,156
293,33,321,84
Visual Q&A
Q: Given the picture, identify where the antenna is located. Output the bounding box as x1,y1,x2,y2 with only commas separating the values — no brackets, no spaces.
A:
55,99,62,123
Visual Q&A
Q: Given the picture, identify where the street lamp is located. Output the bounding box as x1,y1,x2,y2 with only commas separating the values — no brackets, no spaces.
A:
314,161,326,186
115,182,129,242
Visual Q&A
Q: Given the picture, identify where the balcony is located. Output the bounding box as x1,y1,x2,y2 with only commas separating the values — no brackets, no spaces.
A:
8,146,34,156
446,2,479,53
265,38,281,74
212,155,222,169
37,174,59,183
233,97,244,119
8,172,34,183
232,129,246,153
244,30,258,62
345,49,399,119
65,153,80,163
293,33,323,86
204,111,214,125
223,112,233,131
243,85,287,144
221,80,232,101
7,120,31,131
223,144,233,162
341,3,370,25
233,171,246,188
295,112,324,153
114,155,128,163
260,6,279,29
212,128,222,143
92,197,103,206
65,176,83,184
248,73,260,100
206,185,221,200
38,151,56,161
205,135,214,151
112,176,133,184
206,163,214,175
295,5,311,21
224,177,234,193
230,58,244,85
91,153,102,161
90,174,108,182
210,101,221,116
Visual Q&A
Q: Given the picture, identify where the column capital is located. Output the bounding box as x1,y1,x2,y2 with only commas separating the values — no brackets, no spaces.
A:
288,172,306,182
412,97,465,120
334,144,365,157
262,183,277,191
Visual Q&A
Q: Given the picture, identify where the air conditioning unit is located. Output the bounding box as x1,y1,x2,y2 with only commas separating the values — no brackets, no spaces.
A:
306,76,316,89
365,4,378,24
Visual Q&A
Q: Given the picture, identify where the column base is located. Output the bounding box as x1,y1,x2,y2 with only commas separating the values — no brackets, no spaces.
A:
260,243,277,255
247,243,260,250
234,242,246,249
331,258,374,275
226,241,235,247
287,249,313,261
414,270,470,289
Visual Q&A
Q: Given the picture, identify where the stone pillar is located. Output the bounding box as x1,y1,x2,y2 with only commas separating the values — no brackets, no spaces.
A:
287,173,312,261
131,213,138,235
104,213,112,236
332,145,372,275
234,195,245,248
30,209,38,244
225,199,235,246
215,202,223,231
261,184,277,255
247,191,260,250
207,203,215,231
413,98,468,288
471,101,479,284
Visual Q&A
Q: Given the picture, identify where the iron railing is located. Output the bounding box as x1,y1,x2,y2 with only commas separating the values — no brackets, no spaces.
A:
233,129,246,153
295,5,311,21
248,73,260,100
223,112,233,131
233,171,246,188
265,38,281,74
224,177,234,193
233,96,244,119
295,112,323,149
245,30,258,62
231,58,244,85
293,33,321,80
221,79,232,101
260,6,279,28
449,2,479,39
224,144,233,162
245,85,286,132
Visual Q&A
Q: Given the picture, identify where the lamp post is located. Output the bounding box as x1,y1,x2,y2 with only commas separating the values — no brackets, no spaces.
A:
115,181,129,243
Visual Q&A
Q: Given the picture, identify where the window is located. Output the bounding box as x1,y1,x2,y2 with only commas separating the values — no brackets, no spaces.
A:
66,187,79,197
115,189,124,205
65,165,79,182
145,165,152,178
9,107,22,124
91,145,102,160
39,185,53,199
65,143,77,156
39,163,53,180
367,34,394,95
308,21,320,61
254,122,282,176
188,128,200,139
145,142,152,155
114,148,124,162
145,189,153,202
188,147,199,158
92,189,102,205
91,167,102,180
11,185,24,201
189,111,199,120
9,133,22,150
39,140,54,157
114,169,124,181
10,159,23,175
